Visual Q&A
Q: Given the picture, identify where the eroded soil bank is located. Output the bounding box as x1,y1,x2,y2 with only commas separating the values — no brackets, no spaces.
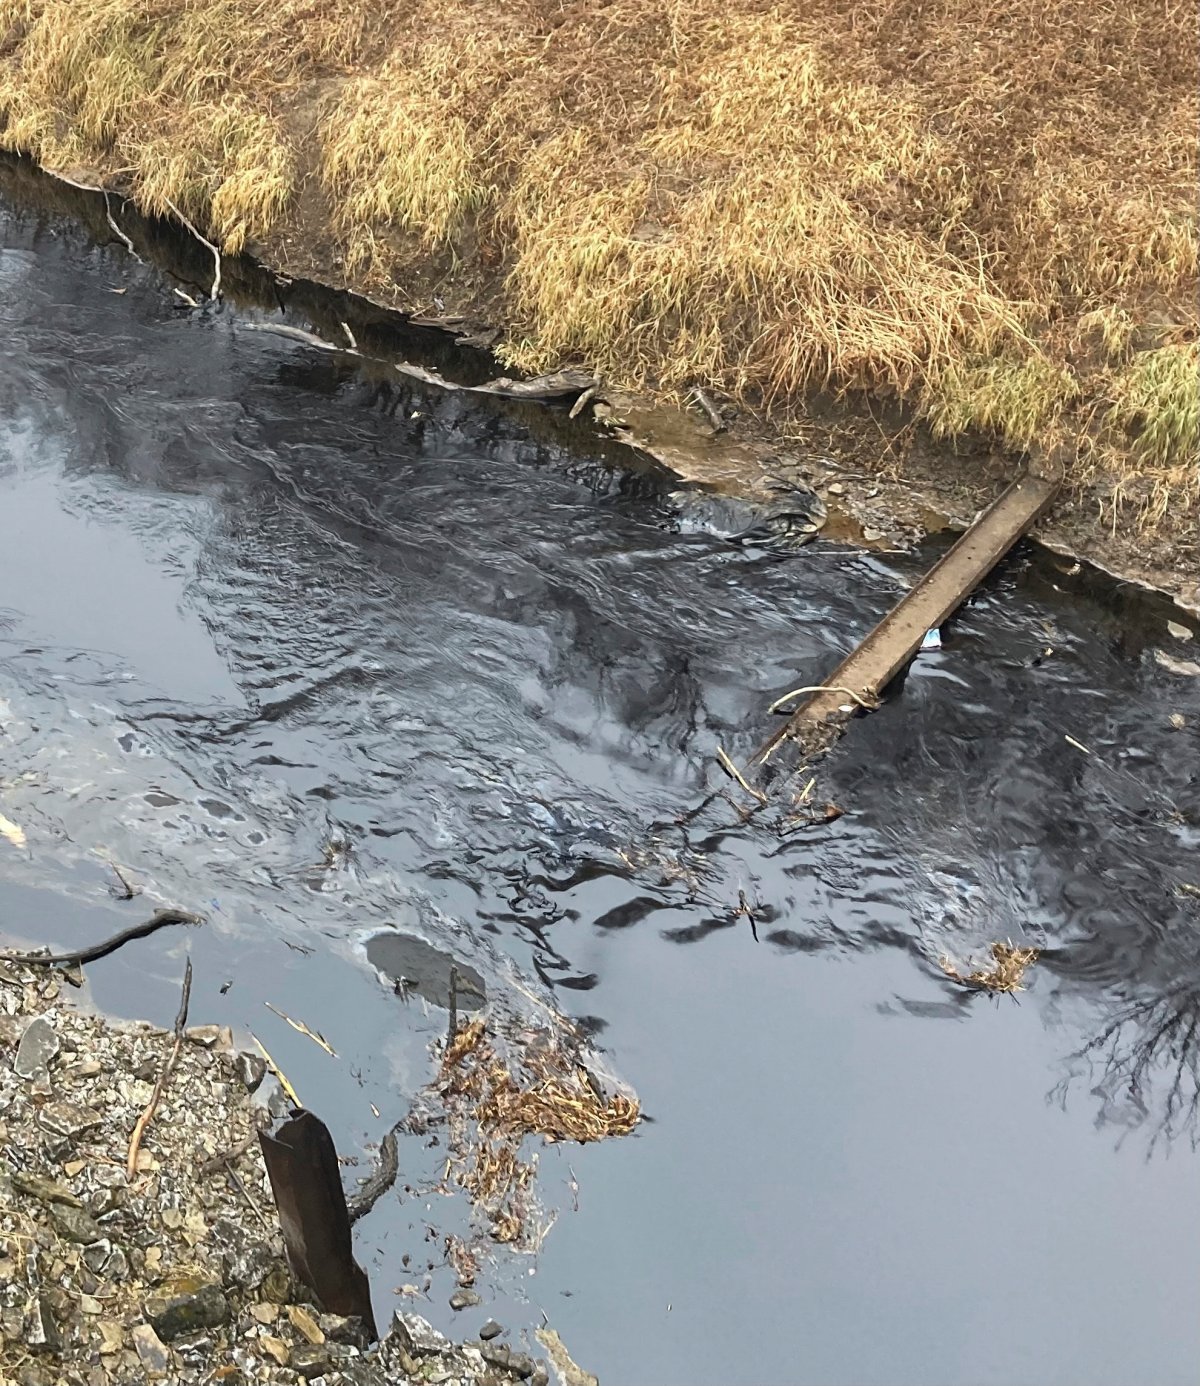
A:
0,0,1195,525
1,152,1196,614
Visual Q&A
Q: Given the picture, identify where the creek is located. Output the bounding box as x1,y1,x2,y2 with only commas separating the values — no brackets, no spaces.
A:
1,177,1199,1386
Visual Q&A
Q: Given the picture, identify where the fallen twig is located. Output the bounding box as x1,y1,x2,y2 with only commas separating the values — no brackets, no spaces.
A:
690,386,726,434
715,747,767,805
199,1115,268,1178
264,1001,337,1057
0,907,202,967
164,198,221,300
240,321,595,405
340,320,358,350
346,1114,409,1224
568,385,597,420
242,321,339,350
127,957,192,1178
108,862,139,900
249,1030,302,1108
768,684,878,715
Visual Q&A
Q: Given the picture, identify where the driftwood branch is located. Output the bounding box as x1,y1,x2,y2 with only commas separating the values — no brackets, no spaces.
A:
346,1114,408,1224
108,862,140,900
127,957,193,1179
568,384,597,420
239,322,595,403
0,907,203,967
690,386,726,434
164,199,221,300
102,194,140,261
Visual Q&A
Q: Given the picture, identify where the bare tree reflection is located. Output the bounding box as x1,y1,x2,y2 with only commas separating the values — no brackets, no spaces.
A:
1053,983,1200,1152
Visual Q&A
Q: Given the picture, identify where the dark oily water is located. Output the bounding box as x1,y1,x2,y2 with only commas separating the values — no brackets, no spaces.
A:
2,194,1200,1386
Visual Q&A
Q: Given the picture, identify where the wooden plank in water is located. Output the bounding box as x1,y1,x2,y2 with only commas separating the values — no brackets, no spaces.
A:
751,462,1062,771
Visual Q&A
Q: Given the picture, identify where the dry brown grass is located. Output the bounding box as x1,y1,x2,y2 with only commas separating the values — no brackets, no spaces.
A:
0,0,1195,503
941,942,1041,994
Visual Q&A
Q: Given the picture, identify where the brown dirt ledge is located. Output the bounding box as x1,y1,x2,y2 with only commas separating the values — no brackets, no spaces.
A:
0,0,1196,603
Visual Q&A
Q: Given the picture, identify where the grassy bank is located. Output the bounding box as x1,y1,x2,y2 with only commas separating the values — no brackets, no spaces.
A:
0,0,1195,517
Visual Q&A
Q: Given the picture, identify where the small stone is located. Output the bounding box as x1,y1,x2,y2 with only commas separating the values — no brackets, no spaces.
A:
79,1294,102,1315
287,1303,325,1344
16,1365,54,1386
104,1244,130,1281
861,526,886,542
319,1313,370,1348
260,1265,293,1303
62,1158,87,1177
37,1100,103,1142
449,1289,482,1311
482,1344,536,1379
290,1344,334,1379
0,1014,26,1047
144,1279,230,1341
24,1296,62,1353
132,1323,172,1375
826,482,846,496
68,1059,102,1081
1170,713,1186,729
214,1219,280,1292
479,1320,504,1341
259,1335,291,1366
10,1170,83,1207
231,1052,267,1093
1167,620,1193,641
249,1302,278,1324
185,1024,226,1048
531,1366,550,1386
161,1208,184,1230
14,1017,60,1080
390,1311,451,1357
48,1202,105,1244
97,1320,125,1354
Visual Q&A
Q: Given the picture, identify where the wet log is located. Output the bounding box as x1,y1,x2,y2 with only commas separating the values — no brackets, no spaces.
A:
258,1110,377,1339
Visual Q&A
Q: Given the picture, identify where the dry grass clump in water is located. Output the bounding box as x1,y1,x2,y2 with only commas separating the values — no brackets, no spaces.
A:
438,1016,638,1243
941,942,1041,995
0,0,1195,506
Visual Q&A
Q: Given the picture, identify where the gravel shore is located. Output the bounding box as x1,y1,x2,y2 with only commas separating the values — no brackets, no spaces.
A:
0,956,567,1386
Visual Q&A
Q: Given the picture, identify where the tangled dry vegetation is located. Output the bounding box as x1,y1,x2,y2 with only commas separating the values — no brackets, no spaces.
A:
437,1017,638,1246
940,942,1041,995
0,0,1195,512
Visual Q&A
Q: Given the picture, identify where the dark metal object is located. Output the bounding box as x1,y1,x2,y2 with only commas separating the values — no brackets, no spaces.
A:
258,1110,377,1339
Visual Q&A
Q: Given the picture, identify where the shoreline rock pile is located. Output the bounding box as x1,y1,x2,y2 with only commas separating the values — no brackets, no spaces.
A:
0,958,553,1386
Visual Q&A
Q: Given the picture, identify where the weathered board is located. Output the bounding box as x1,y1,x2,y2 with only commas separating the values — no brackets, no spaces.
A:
752,462,1062,776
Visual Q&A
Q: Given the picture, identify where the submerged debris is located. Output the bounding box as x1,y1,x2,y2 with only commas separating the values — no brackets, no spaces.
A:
940,941,1040,994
